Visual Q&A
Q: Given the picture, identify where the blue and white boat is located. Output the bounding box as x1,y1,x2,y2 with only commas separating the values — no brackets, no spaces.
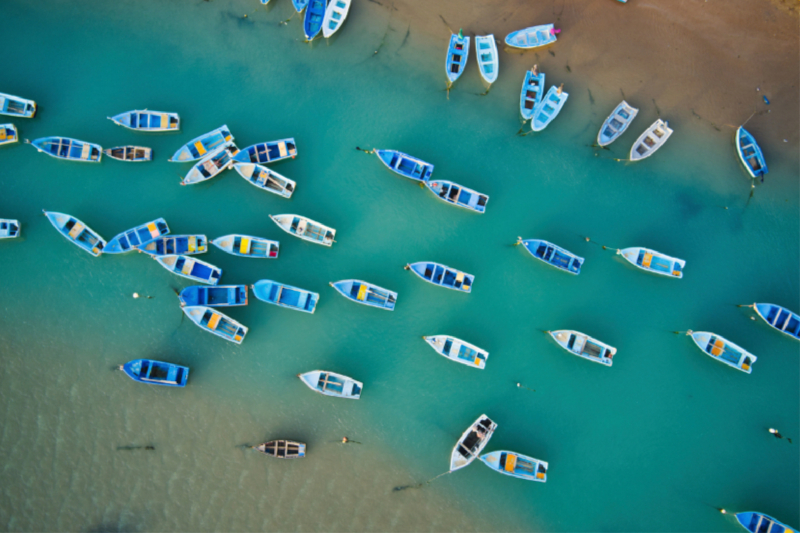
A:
520,239,583,275
43,211,106,256
169,125,234,163
232,139,297,165
254,440,306,459
480,451,548,482
532,85,568,132
549,330,616,366
103,146,152,162
138,235,207,256
0,124,18,146
253,280,319,314
597,101,638,146
735,512,795,533
330,279,396,310
0,219,20,239
181,144,237,185
154,255,222,285
270,214,336,246
424,335,488,369
753,303,800,341
28,137,102,162
520,66,545,120
121,359,188,387
212,234,279,258
451,415,497,471
689,331,756,373
736,126,768,180
505,24,556,49
475,35,498,85
303,0,327,40
630,119,672,161
375,149,433,182
233,163,296,198
425,180,488,213
182,305,248,344
105,218,170,254
0,92,37,118
617,247,684,278
179,285,248,307
445,30,470,84
298,370,362,399
292,0,309,12
407,262,474,293
108,110,180,132
322,0,351,38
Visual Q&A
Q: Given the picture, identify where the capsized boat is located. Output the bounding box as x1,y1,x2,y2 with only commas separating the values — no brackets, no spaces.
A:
736,126,768,179
475,35,499,85
425,180,488,213
330,279,397,310
532,85,568,132
292,0,310,12
407,262,474,293
122,359,188,387
505,24,556,49
445,30,470,84
179,285,248,307
0,124,18,146
29,137,102,162
181,144,237,185
232,138,297,165
169,125,234,163
212,234,279,258
753,303,800,341
303,0,326,40
0,92,36,118
138,234,207,256
155,255,222,285
270,214,335,246
253,280,319,314
735,512,795,533
480,451,548,482
597,101,638,146
423,335,488,369
322,0,351,38
520,239,583,275
549,330,616,366
182,305,247,344
689,331,756,373
233,163,296,198
298,370,362,399
450,415,497,471
629,119,672,161
43,210,106,256
105,218,169,254
108,110,179,132
103,146,152,162
254,440,306,459
375,149,434,182
520,66,545,120
617,247,684,278
0,219,20,239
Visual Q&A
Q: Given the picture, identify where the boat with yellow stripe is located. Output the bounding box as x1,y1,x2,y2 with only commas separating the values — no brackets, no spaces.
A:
108,110,179,132
423,335,488,369
689,331,756,373
212,234,279,258
232,138,297,165
617,247,685,278
138,235,206,256
105,218,169,254
330,279,396,310
480,451,548,482
0,124,18,146
43,210,106,256
154,255,222,285
182,305,247,344
169,125,234,163
28,137,102,162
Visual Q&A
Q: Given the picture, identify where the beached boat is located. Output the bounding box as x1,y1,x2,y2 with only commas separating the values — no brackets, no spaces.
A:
423,335,488,369
753,303,800,341
0,92,36,118
182,305,247,344
233,163,295,198
425,180,488,213
212,234,279,258
374,149,433,182
531,85,568,132
445,31,470,84
322,0,351,38
138,235,207,256
520,66,545,120
597,101,638,146
28,137,102,162
303,0,326,40
292,0,309,11
298,370,362,399
122,359,189,387
0,124,18,146
108,110,179,132
105,219,169,254
549,330,616,366
735,512,794,533
254,440,306,459
0,219,20,239
155,255,222,285
407,262,474,293
269,214,335,246
181,144,237,185
253,280,319,314
179,285,248,307
629,119,672,161
169,125,234,163
617,247,685,278
736,126,768,179
232,139,297,165
451,415,497,471
43,211,106,256
689,331,756,373
480,451,548,482
520,239,583,275
330,280,396,310
505,24,556,49
475,35,499,85
103,146,152,162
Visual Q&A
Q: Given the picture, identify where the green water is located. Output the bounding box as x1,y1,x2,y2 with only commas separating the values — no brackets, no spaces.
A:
1,1,798,531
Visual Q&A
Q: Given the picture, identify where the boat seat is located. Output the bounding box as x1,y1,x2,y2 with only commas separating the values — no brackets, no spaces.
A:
505,454,517,472
710,339,724,357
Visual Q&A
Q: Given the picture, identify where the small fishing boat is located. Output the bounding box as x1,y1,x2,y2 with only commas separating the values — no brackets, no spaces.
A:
122,359,188,387
179,285,248,307
423,335,488,369
735,512,794,533
303,0,326,40
689,331,756,373
549,330,616,366
105,218,170,254
520,239,583,275
0,219,20,239
182,305,248,344
597,101,638,146
531,85,568,132
0,92,36,118
232,139,297,165
504,24,556,49
445,30,470,84
298,370,362,399
425,180,488,213
753,303,800,341
212,234,279,258
451,415,497,471
252,280,319,314
374,149,433,182
617,247,685,278
322,0,351,38
330,280,396,310
138,234,207,256
480,451,548,482
233,163,295,198
269,214,335,246
28,137,102,162
108,110,179,132
736,126,768,179
181,144,237,185
103,146,152,162
475,35,499,85
407,262,474,293
629,119,672,161
43,210,106,256
292,0,309,12
519,66,545,120
254,440,306,459
169,125,234,163
0,124,18,146
155,255,222,285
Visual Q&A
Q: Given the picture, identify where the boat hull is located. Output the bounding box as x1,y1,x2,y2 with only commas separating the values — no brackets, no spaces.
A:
475,35,499,84
0,92,37,118
450,415,496,471
504,24,556,49
0,219,20,239
480,451,548,482
137,235,207,256
690,332,756,373
253,280,319,313
549,330,615,366
182,306,247,344
408,262,474,292
233,163,295,198
753,303,800,340
270,214,335,246
520,69,545,120
169,125,234,163
155,255,222,285
322,0,351,38
43,210,106,256
445,34,470,84
532,86,568,131
521,240,583,275
424,335,487,369
0,124,18,146
255,440,306,458
618,247,684,278
425,180,488,213
109,110,179,132
735,126,768,179
212,234,279,258
31,137,102,162
105,218,169,254
179,285,248,307
330,279,397,310
597,101,638,146
299,370,362,399
122,359,188,387
630,119,673,161
375,149,433,182
232,139,297,165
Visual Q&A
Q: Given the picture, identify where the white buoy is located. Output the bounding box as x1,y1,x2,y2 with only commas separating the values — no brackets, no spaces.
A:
133,293,140,299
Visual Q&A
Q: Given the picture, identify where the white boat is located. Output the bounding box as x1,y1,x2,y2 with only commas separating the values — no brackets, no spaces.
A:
597,101,638,146
269,214,335,246
474,35,499,85
617,247,685,278
212,234,279,258
423,335,488,369
181,144,237,185
322,0,351,38
689,332,756,373
108,110,180,132
0,219,20,239
0,92,37,118
298,370,362,399
531,85,568,132
233,163,295,198
629,119,672,161
480,451,548,482
450,415,497,471
549,330,616,366
182,306,248,344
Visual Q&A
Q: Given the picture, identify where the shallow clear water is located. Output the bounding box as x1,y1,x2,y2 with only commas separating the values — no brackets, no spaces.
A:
1,1,798,531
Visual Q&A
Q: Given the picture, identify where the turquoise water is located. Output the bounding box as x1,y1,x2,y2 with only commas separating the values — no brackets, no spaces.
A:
1,1,798,531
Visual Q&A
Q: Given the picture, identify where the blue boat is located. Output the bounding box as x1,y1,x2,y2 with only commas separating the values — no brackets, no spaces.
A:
292,0,310,12
137,235,207,256
505,24,556,49
43,210,106,256
28,137,102,162
445,30,470,84
330,279,397,310
108,110,180,132
406,262,474,293
597,101,638,146
303,0,327,40
618,247,684,278
182,306,248,344
0,219,20,239
169,125,234,163
105,218,170,254
154,255,222,285
520,66,545,120
212,234,279,258
735,512,795,533
181,144,237,185
520,239,583,275
375,149,433,182
179,285,248,307
736,126,768,180
0,124,18,146
122,359,188,387
253,280,319,314
425,180,488,213
232,138,297,165
0,92,37,118
233,163,296,198
531,85,569,132
480,451,548,482
270,214,336,246
689,331,756,374
753,303,800,341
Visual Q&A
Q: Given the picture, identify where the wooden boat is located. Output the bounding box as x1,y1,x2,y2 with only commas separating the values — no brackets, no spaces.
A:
169,125,234,163
233,163,295,198
179,285,248,307
298,370,362,399
270,214,335,246
155,255,222,285
105,219,169,254
292,0,309,12
505,24,556,49
103,146,152,162
181,144,237,185
303,0,326,40
445,31,470,84
689,331,756,373
252,280,319,314
475,35,499,84
122,359,188,387
450,415,497,471
0,219,20,239
28,137,102,162
108,110,179,132
617,247,685,278
736,126,768,179
735,512,794,533
520,239,583,275
232,139,297,165
375,149,433,182
423,335,488,369
43,210,106,256
549,330,616,366
753,303,800,341
425,180,488,213
212,234,279,258
597,101,638,146
629,119,672,161
254,440,306,459
322,0,351,38
519,66,545,120
0,92,36,118
531,85,568,132
480,451,548,482
330,280,397,310
0,124,18,146
138,235,207,256
407,262,474,293
182,305,247,344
